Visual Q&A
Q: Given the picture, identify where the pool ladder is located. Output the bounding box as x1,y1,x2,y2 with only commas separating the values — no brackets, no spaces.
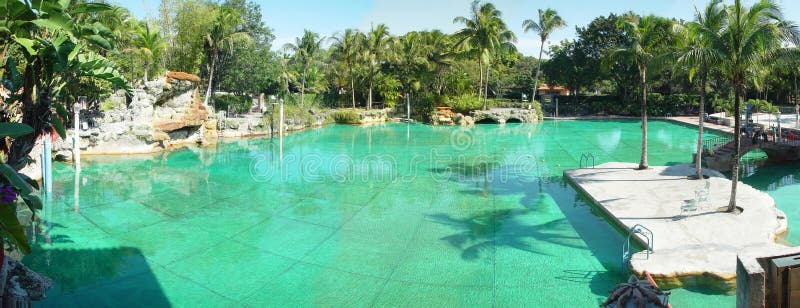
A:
621,224,654,273
579,153,595,168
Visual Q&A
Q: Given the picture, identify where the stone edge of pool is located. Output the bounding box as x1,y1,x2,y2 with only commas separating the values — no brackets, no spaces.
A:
563,162,791,292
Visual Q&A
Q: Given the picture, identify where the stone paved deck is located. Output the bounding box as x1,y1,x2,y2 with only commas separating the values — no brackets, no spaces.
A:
564,162,790,290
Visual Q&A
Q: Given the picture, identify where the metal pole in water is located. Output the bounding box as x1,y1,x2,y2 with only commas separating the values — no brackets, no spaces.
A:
406,93,411,120
777,111,782,142
43,134,52,194
73,102,81,172
279,98,284,161
555,97,559,119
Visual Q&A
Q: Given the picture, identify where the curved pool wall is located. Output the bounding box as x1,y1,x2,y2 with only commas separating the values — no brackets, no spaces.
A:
29,120,742,306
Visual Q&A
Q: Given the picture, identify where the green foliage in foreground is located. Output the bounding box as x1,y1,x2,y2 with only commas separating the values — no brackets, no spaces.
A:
0,123,42,255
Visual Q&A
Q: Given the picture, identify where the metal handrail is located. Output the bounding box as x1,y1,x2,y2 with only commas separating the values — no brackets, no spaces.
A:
622,224,654,272
579,153,595,169
702,136,733,153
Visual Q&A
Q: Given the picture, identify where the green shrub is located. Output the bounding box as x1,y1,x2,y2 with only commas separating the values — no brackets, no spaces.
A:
100,99,115,111
332,109,360,124
215,94,253,114
444,94,483,114
412,95,437,122
532,100,543,120
746,99,778,113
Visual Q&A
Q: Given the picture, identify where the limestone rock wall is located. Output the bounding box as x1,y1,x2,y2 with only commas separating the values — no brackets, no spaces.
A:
55,72,216,157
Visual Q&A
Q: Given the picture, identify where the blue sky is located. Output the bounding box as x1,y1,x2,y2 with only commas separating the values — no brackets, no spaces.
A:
120,0,800,57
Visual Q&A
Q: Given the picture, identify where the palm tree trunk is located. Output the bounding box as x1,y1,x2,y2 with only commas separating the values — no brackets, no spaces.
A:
484,64,490,108
368,63,374,110
478,56,484,109
639,67,648,170
532,39,545,101
301,65,307,107
144,62,149,83
349,64,356,108
728,86,742,213
203,54,217,106
695,70,707,179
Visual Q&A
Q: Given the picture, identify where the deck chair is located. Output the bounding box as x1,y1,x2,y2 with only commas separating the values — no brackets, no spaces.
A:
695,180,711,205
680,199,699,218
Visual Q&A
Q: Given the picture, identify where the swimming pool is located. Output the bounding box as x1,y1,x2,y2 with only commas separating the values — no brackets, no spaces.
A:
29,120,739,306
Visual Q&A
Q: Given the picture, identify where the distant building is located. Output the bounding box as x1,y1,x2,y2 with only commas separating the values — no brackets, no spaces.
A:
537,84,571,96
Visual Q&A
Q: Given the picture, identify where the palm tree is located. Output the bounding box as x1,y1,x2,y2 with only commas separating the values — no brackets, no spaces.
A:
277,53,297,97
454,0,516,110
523,8,566,103
203,8,249,106
331,29,364,108
421,30,454,95
714,0,798,212
677,0,725,180
283,30,324,107
393,32,428,104
132,22,167,82
364,24,391,110
614,14,677,170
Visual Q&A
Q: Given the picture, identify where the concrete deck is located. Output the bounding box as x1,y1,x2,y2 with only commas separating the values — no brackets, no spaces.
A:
669,116,735,134
564,162,791,290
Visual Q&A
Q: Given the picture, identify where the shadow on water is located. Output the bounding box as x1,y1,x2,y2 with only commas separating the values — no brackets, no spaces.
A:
22,224,169,306
429,159,631,297
426,210,585,260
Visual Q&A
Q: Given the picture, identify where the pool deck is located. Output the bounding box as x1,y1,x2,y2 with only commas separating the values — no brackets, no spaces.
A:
564,162,791,290
669,116,735,134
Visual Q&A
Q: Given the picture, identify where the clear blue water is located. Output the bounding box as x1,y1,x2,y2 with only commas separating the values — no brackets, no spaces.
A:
25,120,744,306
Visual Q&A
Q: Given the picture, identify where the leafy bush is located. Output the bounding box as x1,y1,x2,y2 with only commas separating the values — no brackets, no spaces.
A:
332,109,360,124
412,95,437,122
100,99,115,111
377,75,402,108
532,100,543,120
746,99,778,113
444,94,483,114
543,94,702,116
215,94,253,114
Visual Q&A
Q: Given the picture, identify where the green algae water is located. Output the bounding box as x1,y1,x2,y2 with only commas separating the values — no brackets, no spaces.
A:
29,120,736,307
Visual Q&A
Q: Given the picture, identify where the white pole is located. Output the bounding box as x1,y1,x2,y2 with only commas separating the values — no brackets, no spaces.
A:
406,93,410,120
777,111,782,142
279,99,284,137
279,99,284,161
43,134,52,194
73,103,81,172
555,97,559,119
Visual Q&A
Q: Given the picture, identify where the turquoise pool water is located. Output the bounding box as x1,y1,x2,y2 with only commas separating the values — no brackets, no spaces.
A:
29,120,738,307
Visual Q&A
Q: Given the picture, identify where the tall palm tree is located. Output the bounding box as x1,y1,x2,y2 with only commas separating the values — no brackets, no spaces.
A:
277,53,297,97
393,32,428,103
422,30,454,95
132,22,167,82
364,24,391,110
203,8,249,106
331,29,364,108
614,14,677,170
523,8,566,102
677,0,725,180
283,30,324,107
714,0,799,212
454,0,516,110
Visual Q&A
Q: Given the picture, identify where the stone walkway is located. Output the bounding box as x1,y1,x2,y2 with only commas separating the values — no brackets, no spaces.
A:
564,162,790,290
